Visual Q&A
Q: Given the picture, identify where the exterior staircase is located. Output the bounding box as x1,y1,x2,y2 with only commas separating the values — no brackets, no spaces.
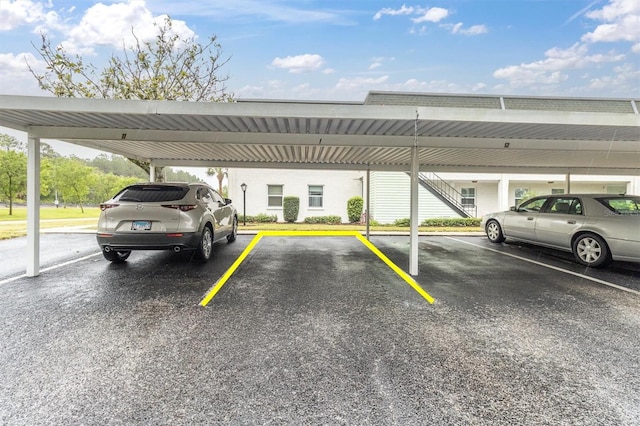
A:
415,172,477,218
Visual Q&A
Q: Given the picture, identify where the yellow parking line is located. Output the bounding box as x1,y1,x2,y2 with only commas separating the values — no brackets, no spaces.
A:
199,231,435,306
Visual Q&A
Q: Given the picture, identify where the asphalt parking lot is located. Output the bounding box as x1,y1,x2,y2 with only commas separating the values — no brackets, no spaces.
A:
1,233,639,425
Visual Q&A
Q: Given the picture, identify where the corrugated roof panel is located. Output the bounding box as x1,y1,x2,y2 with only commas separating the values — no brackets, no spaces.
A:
504,97,634,113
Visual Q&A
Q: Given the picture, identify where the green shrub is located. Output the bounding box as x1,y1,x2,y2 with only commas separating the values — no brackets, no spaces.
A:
283,196,300,223
421,217,481,227
347,196,364,223
303,215,342,224
246,213,277,223
393,218,411,227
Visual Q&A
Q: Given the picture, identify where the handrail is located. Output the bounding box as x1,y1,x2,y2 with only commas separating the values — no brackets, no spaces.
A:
419,172,477,217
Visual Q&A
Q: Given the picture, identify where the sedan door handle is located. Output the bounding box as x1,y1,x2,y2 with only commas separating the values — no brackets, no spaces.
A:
567,220,576,224
527,217,534,221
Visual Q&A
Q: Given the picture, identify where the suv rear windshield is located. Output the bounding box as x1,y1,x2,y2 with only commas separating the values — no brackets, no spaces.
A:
115,185,189,202
596,196,640,214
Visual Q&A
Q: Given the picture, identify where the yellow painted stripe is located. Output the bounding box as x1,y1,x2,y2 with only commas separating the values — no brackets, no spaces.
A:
354,233,435,304
199,233,263,306
199,231,435,306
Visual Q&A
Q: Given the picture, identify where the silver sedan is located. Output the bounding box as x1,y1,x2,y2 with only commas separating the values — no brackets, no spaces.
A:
481,194,640,268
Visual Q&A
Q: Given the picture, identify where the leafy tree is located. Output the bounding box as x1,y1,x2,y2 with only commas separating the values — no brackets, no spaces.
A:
165,168,201,183
29,16,233,180
89,154,147,179
206,167,227,195
0,136,27,215
91,172,139,204
55,158,97,212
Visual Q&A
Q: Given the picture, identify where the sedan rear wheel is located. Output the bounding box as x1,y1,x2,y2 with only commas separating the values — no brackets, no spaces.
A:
102,249,131,263
486,220,505,243
195,225,213,261
572,233,611,268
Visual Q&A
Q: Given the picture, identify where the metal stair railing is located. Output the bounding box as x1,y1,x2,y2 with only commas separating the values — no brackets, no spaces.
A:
418,172,477,218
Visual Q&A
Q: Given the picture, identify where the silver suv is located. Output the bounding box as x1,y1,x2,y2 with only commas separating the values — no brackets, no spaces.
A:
96,182,238,262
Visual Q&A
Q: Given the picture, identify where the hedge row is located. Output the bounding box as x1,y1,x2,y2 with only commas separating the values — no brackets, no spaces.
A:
303,215,342,224
239,213,278,223
393,217,481,227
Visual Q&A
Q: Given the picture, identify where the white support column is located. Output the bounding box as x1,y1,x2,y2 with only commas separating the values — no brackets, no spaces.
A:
26,135,41,277
497,174,509,210
409,145,419,276
566,172,571,194
149,165,156,182
366,168,370,240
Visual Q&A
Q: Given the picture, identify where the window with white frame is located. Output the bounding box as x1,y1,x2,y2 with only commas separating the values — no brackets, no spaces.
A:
461,187,475,207
267,185,283,207
308,185,323,208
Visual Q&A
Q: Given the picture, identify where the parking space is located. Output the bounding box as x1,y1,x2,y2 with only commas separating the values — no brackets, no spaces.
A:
1,234,639,425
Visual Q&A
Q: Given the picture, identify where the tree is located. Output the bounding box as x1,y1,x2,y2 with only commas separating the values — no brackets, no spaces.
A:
30,16,233,181
55,158,97,212
206,167,227,195
0,136,27,215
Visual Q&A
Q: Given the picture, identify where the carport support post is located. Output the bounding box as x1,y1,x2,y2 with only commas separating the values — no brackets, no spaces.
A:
149,165,156,182
366,168,370,240
26,135,41,277
409,145,419,276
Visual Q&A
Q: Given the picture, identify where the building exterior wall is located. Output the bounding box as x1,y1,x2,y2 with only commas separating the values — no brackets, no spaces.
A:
369,172,459,224
227,168,364,223
227,168,640,223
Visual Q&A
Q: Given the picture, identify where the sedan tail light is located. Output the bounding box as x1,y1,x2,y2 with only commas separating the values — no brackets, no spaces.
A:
99,203,120,211
161,204,197,212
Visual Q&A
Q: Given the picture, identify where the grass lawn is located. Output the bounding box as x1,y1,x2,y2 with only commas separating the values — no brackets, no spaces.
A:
0,206,481,240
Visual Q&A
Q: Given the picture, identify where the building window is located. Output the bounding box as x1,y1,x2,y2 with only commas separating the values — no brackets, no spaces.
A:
308,185,323,208
551,188,565,194
267,185,283,207
514,188,529,206
461,188,475,207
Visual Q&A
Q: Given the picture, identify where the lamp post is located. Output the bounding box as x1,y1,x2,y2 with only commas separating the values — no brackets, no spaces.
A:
240,183,247,226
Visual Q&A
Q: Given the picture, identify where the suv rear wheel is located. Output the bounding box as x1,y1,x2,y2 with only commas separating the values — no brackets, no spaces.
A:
195,225,213,261
103,249,131,263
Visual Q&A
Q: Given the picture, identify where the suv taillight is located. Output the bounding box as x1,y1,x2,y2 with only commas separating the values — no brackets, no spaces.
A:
100,203,119,211
161,204,197,212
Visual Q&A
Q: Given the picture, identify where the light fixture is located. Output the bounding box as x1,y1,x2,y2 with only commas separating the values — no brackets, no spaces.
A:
240,183,247,226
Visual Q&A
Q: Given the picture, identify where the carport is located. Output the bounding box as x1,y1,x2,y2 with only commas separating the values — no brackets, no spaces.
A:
0,91,638,277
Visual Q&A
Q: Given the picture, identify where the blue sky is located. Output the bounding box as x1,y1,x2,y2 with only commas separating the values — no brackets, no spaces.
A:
0,0,638,101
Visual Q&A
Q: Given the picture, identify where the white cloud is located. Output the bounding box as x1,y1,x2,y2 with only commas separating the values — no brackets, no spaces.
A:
373,5,414,20
0,52,44,95
450,23,488,36
323,68,335,74
271,54,325,74
57,1,195,55
335,75,389,91
582,0,640,43
0,0,55,31
0,52,41,73
412,7,449,24
369,62,382,70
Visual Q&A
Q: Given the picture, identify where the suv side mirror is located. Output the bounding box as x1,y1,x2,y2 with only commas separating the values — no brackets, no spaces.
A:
509,206,517,212
224,198,232,205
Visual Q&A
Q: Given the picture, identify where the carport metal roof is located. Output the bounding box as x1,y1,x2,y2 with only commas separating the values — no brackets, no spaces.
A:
1,91,639,175
1,91,638,278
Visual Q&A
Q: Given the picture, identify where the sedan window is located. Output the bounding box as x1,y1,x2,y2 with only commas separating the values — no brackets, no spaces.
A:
518,197,548,212
546,197,582,215
597,196,640,214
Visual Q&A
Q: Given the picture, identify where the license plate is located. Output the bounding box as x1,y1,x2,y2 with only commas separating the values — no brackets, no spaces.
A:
131,220,152,231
